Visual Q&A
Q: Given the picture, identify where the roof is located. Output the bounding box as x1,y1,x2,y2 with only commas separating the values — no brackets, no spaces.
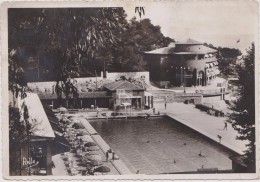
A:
144,46,176,55
103,80,145,91
145,45,217,55
38,91,111,100
174,45,217,54
145,39,216,55
175,38,202,45
19,93,55,138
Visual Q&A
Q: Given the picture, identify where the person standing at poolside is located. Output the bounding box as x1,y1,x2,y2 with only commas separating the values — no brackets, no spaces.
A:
223,122,228,130
217,135,222,143
112,152,115,161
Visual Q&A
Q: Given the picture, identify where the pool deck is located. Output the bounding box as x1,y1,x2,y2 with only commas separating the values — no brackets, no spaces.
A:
79,118,132,175
151,102,247,155
52,154,68,175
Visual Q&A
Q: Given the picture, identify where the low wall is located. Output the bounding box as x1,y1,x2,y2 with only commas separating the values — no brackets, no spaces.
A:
28,71,150,94
173,94,202,104
106,71,150,83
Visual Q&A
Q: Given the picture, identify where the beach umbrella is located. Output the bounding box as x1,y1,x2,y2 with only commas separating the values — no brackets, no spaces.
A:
57,107,67,112
87,146,100,151
94,166,111,173
77,131,89,136
80,135,93,142
87,160,103,166
87,151,100,155
87,155,102,161
84,142,97,147
72,123,85,129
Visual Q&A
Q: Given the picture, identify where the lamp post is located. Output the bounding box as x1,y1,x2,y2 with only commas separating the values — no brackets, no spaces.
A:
183,67,186,93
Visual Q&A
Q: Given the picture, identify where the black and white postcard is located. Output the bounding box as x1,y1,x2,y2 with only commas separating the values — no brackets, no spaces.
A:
1,0,259,180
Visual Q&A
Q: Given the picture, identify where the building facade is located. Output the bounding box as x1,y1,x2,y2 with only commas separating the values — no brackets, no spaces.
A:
103,80,146,110
144,39,220,88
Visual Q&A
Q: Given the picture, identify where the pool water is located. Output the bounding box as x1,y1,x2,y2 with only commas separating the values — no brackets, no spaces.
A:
90,117,234,174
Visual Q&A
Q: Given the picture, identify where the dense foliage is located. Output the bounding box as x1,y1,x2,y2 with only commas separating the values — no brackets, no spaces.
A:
229,44,255,172
8,8,173,104
204,43,242,77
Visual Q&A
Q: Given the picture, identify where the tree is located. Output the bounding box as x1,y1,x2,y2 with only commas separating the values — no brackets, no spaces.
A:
8,8,128,101
229,43,255,172
203,43,242,78
108,18,174,71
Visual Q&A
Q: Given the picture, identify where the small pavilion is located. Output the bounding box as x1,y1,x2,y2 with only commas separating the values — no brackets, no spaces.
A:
103,80,146,111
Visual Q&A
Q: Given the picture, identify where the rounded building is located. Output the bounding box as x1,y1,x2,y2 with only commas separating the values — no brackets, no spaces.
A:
144,39,220,87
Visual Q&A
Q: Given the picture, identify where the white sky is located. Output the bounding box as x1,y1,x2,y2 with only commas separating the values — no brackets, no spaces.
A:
124,0,258,52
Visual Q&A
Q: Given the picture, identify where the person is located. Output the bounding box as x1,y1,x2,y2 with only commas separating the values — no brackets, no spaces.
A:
106,150,109,161
153,107,155,114
223,122,227,130
165,102,167,110
136,170,139,174
198,150,203,157
217,135,222,143
112,152,115,161
174,159,176,164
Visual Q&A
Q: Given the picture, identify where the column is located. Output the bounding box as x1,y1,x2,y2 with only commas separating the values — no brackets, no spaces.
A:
148,96,150,108
194,68,197,87
204,68,207,86
183,67,186,87
144,96,146,105
180,67,183,86
80,99,83,109
151,96,154,108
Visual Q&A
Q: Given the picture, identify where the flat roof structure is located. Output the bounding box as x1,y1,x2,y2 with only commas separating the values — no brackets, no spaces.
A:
18,93,55,138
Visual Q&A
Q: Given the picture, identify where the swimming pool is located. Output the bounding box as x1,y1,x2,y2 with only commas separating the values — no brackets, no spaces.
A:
90,117,234,174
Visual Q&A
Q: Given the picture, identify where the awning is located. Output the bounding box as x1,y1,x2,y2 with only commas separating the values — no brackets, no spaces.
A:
215,69,220,75
121,102,131,107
